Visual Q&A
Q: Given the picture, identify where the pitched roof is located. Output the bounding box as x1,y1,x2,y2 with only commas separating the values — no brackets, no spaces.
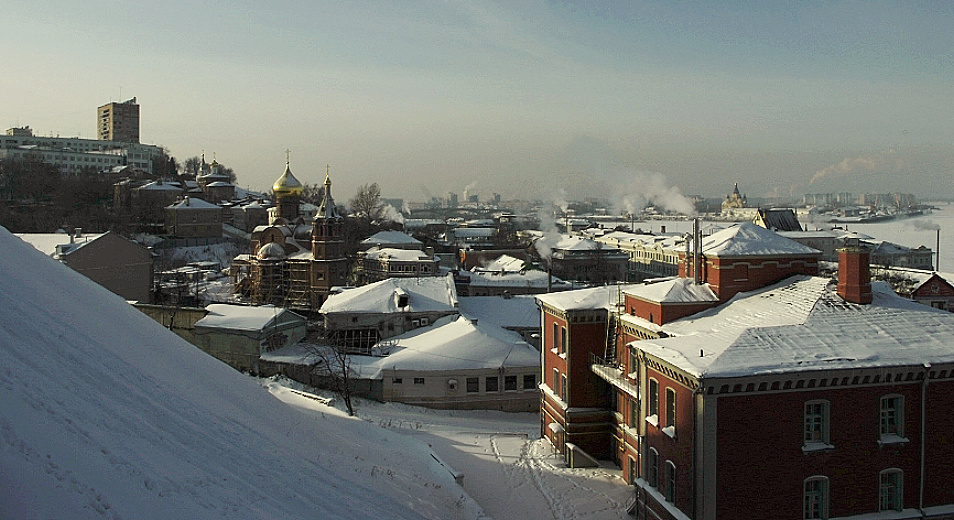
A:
458,294,542,329
633,275,954,378
195,304,305,332
697,222,820,257
361,316,538,377
623,278,719,304
755,208,802,232
320,274,458,314
361,230,422,246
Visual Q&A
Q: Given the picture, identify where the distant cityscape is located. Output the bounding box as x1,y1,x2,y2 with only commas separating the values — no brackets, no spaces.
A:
6,96,954,520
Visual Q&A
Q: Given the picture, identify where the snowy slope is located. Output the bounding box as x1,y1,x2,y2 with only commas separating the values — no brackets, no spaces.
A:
1,227,481,520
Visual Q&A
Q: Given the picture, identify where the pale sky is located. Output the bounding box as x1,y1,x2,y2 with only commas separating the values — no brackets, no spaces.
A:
3,1,952,207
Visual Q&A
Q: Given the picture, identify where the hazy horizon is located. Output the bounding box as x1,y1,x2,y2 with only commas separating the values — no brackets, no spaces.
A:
3,1,952,205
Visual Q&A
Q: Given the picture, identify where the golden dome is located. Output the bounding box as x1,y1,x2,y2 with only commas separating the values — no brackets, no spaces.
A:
272,160,303,197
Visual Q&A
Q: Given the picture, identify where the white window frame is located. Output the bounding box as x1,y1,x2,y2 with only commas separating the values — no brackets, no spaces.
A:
665,387,677,437
879,394,907,444
647,378,659,426
803,400,833,451
803,475,829,520
879,468,903,512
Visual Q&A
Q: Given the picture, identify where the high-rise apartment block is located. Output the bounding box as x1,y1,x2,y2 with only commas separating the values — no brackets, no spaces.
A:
98,97,140,143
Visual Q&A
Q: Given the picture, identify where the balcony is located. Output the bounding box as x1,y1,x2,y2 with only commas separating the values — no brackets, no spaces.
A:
590,354,640,400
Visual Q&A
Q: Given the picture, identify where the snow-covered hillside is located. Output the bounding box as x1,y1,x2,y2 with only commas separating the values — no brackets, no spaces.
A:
0,226,482,520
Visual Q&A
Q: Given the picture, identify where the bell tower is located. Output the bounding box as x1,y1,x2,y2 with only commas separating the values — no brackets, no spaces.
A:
310,166,348,307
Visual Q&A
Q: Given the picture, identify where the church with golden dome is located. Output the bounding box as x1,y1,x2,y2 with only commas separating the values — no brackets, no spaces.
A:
232,157,348,312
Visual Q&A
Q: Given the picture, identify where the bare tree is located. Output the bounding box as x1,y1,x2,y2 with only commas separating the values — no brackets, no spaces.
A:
349,182,385,224
305,342,357,416
301,183,325,206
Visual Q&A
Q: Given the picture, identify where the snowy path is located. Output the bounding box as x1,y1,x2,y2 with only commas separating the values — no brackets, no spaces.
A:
270,379,634,520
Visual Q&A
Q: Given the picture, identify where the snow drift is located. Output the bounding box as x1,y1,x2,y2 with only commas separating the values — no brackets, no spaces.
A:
0,226,479,520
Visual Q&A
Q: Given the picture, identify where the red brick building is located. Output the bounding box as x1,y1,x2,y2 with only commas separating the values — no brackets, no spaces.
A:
537,223,954,520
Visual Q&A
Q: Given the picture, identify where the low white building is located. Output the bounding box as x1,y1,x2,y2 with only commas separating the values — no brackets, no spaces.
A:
194,304,307,373
363,315,540,411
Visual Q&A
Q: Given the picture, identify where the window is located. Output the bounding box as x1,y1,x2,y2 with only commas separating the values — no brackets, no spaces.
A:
553,368,560,396
665,461,676,503
628,399,638,428
413,377,425,385
666,388,676,428
629,348,638,375
560,326,567,354
393,377,403,384
647,448,659,487
880,394,904,438
649,379,659,419
803,400,831,449
523,374,536,389
486,376,499,392
628,456,637,485
552,323,558,351
879,469,903,512
561,374,567,402
803,476,829,519
505,375,517,391
466,377,479,393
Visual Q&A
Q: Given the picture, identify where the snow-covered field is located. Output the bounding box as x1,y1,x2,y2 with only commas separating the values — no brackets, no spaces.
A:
2,225,633,520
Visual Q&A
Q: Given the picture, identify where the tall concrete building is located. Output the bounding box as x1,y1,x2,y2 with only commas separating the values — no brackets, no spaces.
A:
97,97,140,143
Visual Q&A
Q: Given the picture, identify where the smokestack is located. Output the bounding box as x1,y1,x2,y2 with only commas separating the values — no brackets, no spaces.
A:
837,244,872,304
937,229,941,272
693,218,702,284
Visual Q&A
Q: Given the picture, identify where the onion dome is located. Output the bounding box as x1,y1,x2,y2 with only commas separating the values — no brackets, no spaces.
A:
272,159,303,197
257,242,287,260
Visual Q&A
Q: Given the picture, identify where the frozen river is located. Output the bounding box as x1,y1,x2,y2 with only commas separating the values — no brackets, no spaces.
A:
616,202,954,273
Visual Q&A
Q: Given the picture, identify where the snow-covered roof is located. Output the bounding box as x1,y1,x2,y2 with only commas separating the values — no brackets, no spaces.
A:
474,254,526,272
361,230,422,246
320,273,458,314
195,304,304,332
464,269,568,289
623,278,719,304
16,231,106,257
137,181,182,191
167,197,221,209
635,275,954,378
537,284,642,312
697,222,821,257
555,235,601,251
362,247,433,261
458,295,541,329
362,316,538,377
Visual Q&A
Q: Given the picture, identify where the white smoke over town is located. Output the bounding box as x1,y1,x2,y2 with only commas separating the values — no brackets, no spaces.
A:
462,181,479,201
614,171,696,217
381,204,405,224
533,190,568,263
809,150,903,185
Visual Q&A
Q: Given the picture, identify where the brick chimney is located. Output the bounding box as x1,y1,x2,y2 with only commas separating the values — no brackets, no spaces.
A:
837,245,872,304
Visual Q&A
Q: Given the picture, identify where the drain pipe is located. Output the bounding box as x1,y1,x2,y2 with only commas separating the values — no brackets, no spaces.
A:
919,363,929,512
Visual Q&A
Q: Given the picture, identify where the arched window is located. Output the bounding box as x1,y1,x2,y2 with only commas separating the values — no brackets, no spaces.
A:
647,448,659,487
803,476,829,519
665,460,676,503
879,468,903,512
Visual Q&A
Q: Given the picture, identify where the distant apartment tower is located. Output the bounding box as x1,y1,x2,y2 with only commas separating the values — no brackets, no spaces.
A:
98,97,140,143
